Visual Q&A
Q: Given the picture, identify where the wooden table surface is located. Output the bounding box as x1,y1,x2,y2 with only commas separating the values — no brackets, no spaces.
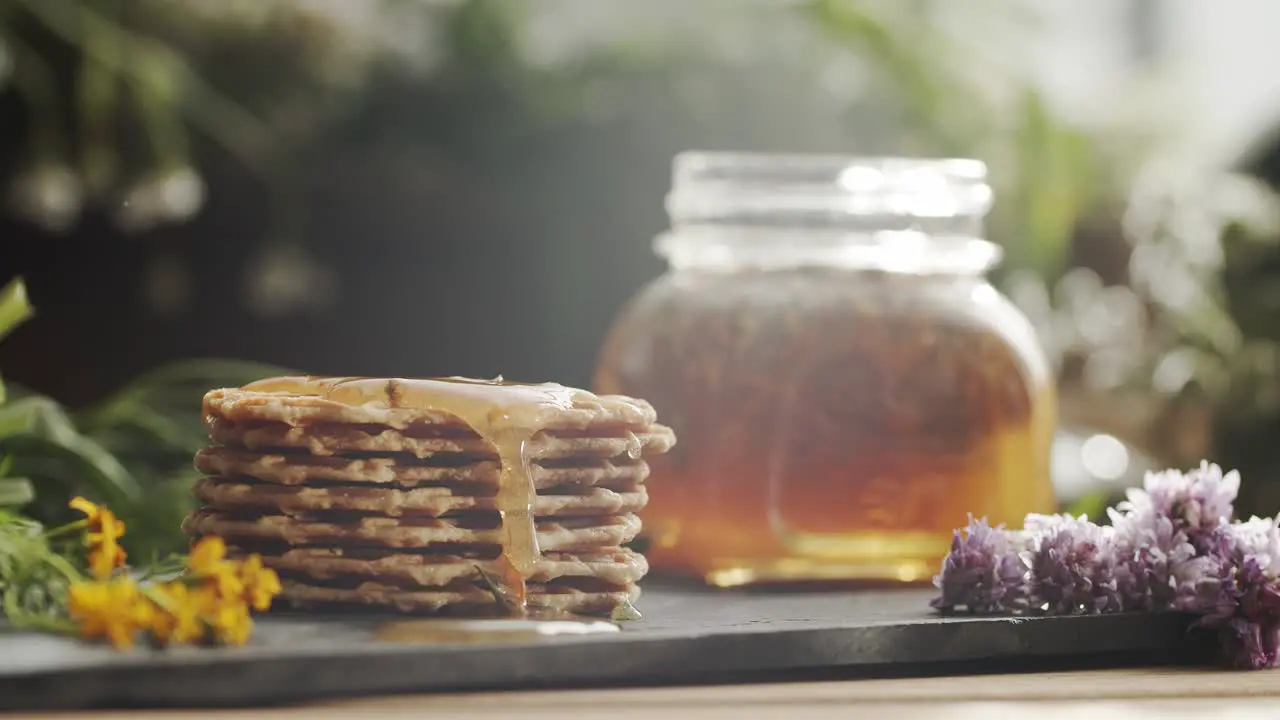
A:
13,668,1280,719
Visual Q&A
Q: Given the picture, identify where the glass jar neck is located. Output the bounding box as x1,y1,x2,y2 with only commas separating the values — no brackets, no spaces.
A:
656,225,1001,275
658,152,1000,276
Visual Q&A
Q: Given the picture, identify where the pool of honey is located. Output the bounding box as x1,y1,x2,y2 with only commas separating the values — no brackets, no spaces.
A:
375,617,619,644
595,268,1056,586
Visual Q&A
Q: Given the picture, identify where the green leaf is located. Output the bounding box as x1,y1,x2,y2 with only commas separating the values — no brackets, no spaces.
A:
1016,91,1095,278
801,0,985,155
0,379,36,405
113,470,198,560
0,396,142,504
87,358,287,404
0,478,34,507
0,277,33,345
0,509,81,626
81,399,208,455
0,277,34,406
0,396,77,441
1,434,141,505
78,358,288,438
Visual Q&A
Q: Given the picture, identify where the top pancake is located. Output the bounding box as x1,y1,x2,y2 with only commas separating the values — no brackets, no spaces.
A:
204,376,659,433
205,418,676,461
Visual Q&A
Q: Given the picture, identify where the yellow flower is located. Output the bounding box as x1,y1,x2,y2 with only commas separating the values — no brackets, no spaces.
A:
147,582,213,646
187,536,244,599
69,497,128,580
210,601,253,646
69,496,105,524
237,554,281,611
68,579,152,650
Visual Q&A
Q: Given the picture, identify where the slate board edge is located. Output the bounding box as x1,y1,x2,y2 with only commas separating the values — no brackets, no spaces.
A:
0,612,1200,711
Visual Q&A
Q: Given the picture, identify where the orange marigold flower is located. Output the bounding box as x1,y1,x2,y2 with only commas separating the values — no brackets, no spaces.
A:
69,497,127,580
187,536,244,599
68,579,152,650
210,601,253,647
148,582,214,646
237,554,281,612
69,496,107,523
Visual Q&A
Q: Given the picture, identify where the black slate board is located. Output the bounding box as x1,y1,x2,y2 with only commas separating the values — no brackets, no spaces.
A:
0,584,1205,711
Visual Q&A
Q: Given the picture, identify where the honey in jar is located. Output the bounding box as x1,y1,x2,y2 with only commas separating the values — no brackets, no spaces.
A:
595,153,1056,587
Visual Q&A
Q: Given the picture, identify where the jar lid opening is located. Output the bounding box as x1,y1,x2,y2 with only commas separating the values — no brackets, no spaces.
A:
666,152,993,229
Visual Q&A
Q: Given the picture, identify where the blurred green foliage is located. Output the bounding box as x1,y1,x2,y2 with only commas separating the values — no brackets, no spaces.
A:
0,278,285,558
0,0,1127,285
801,0,1134,283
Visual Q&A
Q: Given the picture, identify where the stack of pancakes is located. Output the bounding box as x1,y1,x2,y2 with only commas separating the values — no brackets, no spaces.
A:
182,376,675,616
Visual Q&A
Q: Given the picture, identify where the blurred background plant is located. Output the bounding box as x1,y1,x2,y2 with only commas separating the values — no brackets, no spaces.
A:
3,0,1280,530
0,278,282,558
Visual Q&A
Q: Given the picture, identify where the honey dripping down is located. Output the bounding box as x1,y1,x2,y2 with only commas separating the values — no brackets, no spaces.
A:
242,375,606,616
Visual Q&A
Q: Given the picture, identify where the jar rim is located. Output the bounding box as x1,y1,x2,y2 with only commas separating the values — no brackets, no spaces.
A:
666,151,994,229
673,151,989,179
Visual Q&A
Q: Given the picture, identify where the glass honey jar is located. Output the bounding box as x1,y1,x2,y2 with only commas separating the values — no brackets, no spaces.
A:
595,152,1057,587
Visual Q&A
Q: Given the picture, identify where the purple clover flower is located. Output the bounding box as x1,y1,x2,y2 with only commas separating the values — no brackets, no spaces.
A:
1107,508,1197,612
1127,462,1239,549
1219,617,1276,671
1023,514,1122,614
929,461,1280,670
1225,557,1280,669
1228,516,1280,574
930,515,1027,615
1170,552,1235,618
1193,518,1280,669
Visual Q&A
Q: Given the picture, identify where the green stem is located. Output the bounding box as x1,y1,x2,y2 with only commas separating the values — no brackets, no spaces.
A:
43,519,89,540
135,553,187,583
124,29,189,172
5,36,66,163
8,610,77,635
44,552,85,585
75,3,122,195
138,584,174,614
2,585,75,634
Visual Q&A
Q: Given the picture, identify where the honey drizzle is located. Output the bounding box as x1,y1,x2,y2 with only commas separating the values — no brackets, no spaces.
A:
240,375,632,615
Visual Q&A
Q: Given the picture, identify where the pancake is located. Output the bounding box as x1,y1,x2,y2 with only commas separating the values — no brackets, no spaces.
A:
194,446,651,488
183,509,642,551
204,377,658,432
230,545,648,588
206,417,676,461
276,578,639,616
196,477,648,518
